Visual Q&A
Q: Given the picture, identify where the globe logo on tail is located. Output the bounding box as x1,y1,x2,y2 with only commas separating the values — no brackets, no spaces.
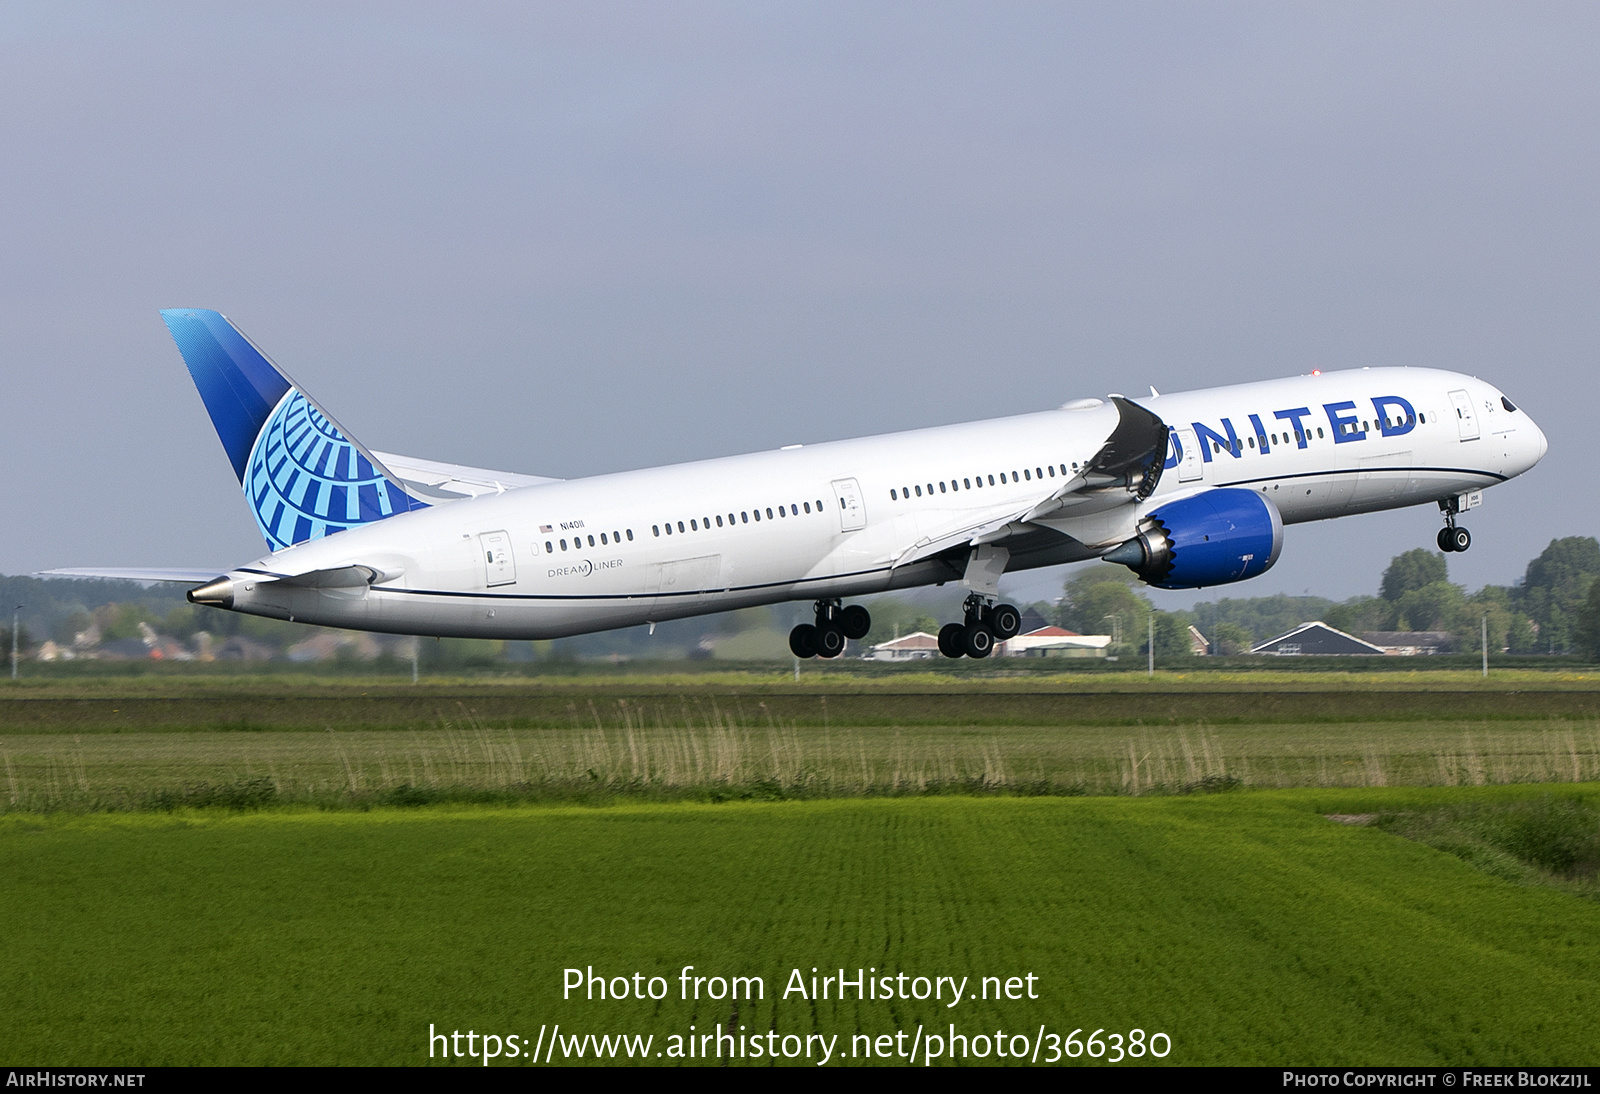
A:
245,389,424,550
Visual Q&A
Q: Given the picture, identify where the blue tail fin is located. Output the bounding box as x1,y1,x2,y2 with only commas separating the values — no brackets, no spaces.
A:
161,309,427,551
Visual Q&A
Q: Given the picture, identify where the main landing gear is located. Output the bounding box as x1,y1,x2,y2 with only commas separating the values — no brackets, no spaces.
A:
1437,499,1471,553
937,596,1023,659
790,599,871,659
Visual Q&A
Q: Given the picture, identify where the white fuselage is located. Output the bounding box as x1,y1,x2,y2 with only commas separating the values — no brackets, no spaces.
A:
220,367,1546,639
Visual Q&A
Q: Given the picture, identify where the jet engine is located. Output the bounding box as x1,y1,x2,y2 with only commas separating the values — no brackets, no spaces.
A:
1102,488,1283,589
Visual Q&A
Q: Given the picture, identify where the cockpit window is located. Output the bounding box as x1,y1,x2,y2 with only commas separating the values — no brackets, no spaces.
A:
1501,396,1517,412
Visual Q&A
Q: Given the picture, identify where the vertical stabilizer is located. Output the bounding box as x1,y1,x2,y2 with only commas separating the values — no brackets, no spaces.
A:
160,309,427,551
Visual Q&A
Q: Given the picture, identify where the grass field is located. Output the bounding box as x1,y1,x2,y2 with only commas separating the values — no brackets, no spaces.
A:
5,787,1600,1066
6,675,1600,1066
4,675,1600,808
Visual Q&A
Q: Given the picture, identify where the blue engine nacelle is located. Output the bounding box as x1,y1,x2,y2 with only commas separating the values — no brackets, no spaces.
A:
1102,488,1284,589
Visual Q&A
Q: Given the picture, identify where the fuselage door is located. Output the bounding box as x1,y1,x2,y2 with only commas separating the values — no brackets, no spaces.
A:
1448,389,1479,441
479,530,516,587
832,478,867,532
1174,427,1203,482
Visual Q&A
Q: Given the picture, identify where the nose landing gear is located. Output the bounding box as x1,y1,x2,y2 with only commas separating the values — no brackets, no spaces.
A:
789,600,872,659
1437,498,1472,553
937,596,1023,659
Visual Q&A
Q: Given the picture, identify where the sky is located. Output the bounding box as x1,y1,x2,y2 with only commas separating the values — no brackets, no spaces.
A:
1,2,1595,610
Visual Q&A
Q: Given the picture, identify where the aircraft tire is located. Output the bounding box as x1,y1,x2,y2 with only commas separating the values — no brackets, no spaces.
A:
816,625,847,659
839,604,872,640
1437,527,1456,552
938,623,967,659
963,622,995,658
789,624,819,659
1449,526,1471,552
990,603,1022,640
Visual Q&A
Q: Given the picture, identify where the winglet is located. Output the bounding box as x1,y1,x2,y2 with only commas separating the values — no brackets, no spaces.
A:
160,309,428,551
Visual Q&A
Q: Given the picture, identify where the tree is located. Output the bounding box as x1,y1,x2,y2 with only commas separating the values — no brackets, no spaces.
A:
1518,537,1600,653
1393,580,1466,632
1059,568,1150,651
1381,550,1448,602
1573,578,1600,662
1140,612,1195,660
1209,621,1254,655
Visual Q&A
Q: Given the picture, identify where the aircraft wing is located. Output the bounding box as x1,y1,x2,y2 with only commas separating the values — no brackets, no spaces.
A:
881,396,1168,570
367,451,563,502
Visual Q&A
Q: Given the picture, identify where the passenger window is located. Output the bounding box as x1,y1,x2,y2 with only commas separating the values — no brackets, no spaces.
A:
716,515,724,527
791,504,798,515
613,530,621,542
741,512,749,523
1059,464,1067,475
804,501,812,512
1047,466,1054,477
545,541,554,553
914,485,922,496
665,523,673,535
600,533,608,545
673,521,682,533
1012,470,1019,480
939,482,947,493
690,519,698,531
1317,427,1324,438
652,526,659,537
766,508,774,519
586,534,593,546
626,529,634,541
754,509,761,522
561,539,568,550
890,489,898,500
1036,467,1043,478
1024,469,1031,480
1362,421,1369,432
816,500,823,510
1248,436,1254,448
778,506,786,518
1419,414,1426,424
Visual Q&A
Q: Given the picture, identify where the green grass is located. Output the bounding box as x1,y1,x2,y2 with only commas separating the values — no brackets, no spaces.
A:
5,787,1600,1066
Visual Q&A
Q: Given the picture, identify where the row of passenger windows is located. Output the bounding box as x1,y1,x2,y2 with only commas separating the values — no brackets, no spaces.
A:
653,499,828,536
1213,413,1425,455
888,463,1075,501
547,529,634,553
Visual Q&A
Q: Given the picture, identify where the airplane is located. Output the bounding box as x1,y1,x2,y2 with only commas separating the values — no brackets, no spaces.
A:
44,308,1548,659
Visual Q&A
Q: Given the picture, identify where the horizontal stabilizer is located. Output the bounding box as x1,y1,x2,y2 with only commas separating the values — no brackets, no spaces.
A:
369,450,562,501
36,568,226,584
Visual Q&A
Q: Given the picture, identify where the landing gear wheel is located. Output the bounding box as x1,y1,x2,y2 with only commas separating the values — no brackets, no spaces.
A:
839,605,872,641
990,603,1022,640
963,622,995,659
937,623,968,659
1437,527,1455,553
815,625,847,659
1448,526,1471,553
789,624,818,659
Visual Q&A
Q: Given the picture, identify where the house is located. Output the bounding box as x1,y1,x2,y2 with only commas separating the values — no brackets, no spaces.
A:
1188,625,1210,656
1250,621,1387,656
1000,626,1111,658
868,631,941,660
1360,631,1455,656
